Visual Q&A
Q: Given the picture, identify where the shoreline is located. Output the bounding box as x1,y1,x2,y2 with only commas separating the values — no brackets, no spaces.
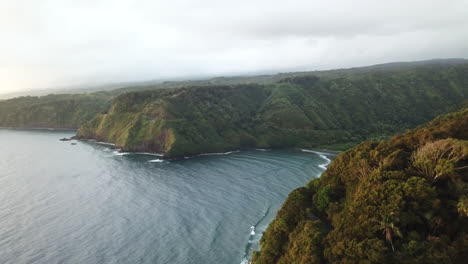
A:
77,137,341,160
299,148,341,156
1,129,342,159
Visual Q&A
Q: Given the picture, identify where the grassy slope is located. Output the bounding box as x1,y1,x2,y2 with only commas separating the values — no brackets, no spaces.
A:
252,108,468,264
77,63,468,157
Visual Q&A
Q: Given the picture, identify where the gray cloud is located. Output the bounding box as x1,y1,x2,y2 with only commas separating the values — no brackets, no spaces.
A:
1,0,468,94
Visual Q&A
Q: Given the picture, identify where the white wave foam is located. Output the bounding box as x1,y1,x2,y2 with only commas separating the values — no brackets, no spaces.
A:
250,226,255,235
148,159,164,163
199,150,240,156
300,148,315,153
113,150,130,156
254,148,270,151
95,141,116,146
134,152,164,156
318,154,331,170
224,150,240,155
300,149,332,170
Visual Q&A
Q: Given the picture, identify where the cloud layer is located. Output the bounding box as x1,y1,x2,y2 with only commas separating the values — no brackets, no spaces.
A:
1,0,468,93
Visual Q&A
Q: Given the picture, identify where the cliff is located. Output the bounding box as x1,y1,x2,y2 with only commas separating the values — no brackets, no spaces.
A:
252,108,468,264
77,63,468,157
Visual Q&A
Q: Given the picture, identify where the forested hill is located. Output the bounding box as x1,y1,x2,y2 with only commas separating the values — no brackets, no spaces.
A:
76,62,468,157
0,59,467,147
252,107,468,264
0,93,111,129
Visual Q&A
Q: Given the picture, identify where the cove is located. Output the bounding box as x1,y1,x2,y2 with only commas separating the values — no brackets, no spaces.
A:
0,129,332,264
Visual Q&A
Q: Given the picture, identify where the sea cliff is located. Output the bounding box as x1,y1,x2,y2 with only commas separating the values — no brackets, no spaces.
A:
252,108,468,263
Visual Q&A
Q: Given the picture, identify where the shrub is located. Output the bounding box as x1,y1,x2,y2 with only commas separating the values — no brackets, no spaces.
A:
411,138,467,182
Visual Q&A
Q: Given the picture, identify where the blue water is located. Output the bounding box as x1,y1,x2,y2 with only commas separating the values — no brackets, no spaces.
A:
0,129,331,264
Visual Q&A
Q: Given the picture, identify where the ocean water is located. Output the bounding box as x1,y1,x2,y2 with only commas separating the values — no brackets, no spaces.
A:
0,129,332,264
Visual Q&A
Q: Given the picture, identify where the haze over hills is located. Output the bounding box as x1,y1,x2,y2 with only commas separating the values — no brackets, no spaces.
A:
0,80,163,100
1,58,466,100
1,58,466,157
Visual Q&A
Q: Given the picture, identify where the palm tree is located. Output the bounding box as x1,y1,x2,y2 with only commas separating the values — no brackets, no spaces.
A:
374,213,402,252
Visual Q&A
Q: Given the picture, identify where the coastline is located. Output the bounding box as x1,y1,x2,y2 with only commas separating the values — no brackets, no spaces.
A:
299,148,341,156
241,148,334,264
76,136,342,160
1,128,343,159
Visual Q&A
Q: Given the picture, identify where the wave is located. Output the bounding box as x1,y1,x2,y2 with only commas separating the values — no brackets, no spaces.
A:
134,152,164,157
198,150,241,156
254,148,270,152
85,140,163,156
86,139,116,146
300,149,332,170
111,149,164,157
240,206,271,264
148,159,164,163
113,150,130,156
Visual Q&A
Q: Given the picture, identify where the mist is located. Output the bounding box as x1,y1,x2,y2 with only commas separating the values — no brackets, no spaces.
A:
1,0,468,94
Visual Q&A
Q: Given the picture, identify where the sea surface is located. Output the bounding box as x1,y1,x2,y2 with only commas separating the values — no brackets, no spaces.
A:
0,129,332,264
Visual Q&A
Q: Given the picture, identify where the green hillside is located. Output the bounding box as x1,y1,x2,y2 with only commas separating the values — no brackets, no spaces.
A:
252,107,468,264
77,62,468,157
1,59,467,154
0,93,110,129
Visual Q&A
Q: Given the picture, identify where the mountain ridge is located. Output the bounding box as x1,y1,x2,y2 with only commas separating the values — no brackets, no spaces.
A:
0,59,467,158
76,62,468,157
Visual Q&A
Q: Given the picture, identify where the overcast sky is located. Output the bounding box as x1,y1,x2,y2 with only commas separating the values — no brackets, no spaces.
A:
1,0,468,94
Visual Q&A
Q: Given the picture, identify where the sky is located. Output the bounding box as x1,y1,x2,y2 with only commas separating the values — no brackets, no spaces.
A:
1,0,468,94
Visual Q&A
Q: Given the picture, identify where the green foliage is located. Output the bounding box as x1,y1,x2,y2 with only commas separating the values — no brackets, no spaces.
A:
411,139,467,182
458,196,468,217
252,187,315,264
253,108,468,263
0,93,110,128
314,186,333,212
77,62,468,157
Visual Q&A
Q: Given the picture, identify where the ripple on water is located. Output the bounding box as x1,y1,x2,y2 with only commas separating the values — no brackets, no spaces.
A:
0,129,333,264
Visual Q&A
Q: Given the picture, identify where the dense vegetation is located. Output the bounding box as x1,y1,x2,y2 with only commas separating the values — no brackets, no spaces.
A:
77,62,468,157
1,59,467,153
252,107,468,264
0,93,111,128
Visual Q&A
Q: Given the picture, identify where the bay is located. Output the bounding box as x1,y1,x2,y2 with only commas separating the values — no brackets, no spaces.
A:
0,129,331,264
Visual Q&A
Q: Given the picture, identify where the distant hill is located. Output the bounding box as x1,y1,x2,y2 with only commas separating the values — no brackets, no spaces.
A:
1,58,467,151
0,93,111,129
76,60,468,157
2,58,466,100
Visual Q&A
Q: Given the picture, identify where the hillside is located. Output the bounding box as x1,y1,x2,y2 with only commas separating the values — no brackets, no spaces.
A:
76,62,468,157
1,59,467,150
0,93,110,129
251,107,468,264
0,59,466,130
